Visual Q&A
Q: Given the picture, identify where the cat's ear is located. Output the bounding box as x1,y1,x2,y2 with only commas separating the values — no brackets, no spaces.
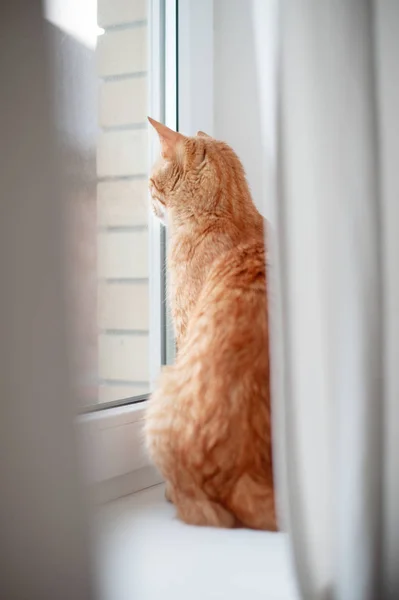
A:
148,117,184,160
197,131,211,138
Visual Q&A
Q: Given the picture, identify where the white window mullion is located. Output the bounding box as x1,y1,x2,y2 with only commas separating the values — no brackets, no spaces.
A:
148,0,178,386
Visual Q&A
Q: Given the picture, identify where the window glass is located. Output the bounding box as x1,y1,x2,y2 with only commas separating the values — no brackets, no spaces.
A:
47,0,155,409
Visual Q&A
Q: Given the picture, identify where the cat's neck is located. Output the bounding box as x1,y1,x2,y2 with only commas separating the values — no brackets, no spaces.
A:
168,203,264,246
167,207,264,280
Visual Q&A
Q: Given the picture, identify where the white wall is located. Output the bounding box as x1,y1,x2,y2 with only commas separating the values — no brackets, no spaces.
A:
44,0,99,48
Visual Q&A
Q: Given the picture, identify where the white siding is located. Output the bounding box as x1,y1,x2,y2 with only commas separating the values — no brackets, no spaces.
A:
96,1,149,401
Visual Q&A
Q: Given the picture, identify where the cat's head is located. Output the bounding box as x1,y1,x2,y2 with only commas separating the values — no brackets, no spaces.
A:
148,117,249,226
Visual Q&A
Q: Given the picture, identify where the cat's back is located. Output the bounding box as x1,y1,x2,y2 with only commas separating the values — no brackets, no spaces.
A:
194,237,268,319
207,239,266,293
180,238,269,373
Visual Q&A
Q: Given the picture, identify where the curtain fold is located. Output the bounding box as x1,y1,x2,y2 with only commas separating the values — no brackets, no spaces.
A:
0,3,95,598
373,3,399,598
253,1,399,599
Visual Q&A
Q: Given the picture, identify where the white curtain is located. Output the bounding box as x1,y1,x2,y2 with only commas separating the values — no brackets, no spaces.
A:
0,2,94,598
252,1,399,599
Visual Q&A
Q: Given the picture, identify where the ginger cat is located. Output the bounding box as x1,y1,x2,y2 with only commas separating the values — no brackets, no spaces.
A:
144,118,276,531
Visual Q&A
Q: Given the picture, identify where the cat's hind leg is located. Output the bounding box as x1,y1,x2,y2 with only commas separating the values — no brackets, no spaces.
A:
174,489,235,528
228,473,278,531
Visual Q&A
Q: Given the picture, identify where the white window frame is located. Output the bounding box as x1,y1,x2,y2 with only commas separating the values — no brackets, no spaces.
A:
80,0,214,503
148,0,176,388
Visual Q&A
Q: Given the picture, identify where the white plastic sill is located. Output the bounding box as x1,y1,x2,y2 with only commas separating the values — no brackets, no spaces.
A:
95,483,299,600
79,402,162,502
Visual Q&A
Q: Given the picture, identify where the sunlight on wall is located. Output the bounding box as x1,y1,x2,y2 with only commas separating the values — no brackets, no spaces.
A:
44,0,103,48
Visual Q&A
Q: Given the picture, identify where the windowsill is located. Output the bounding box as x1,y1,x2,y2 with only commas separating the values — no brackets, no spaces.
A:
79,401,162,498
96,484,300,600
79,399,147,429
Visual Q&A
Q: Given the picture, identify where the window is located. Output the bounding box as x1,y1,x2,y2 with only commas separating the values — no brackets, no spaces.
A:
96,0,152,410
46,0,177,412
47,0,212,496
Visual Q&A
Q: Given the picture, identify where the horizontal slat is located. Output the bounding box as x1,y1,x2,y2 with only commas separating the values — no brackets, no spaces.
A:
97,129,148,178
97,179,148,227
98,333,149,381
96,27,147,77
98,281,149,330
97,230,148,278
99,77,147,127
97,0,147,28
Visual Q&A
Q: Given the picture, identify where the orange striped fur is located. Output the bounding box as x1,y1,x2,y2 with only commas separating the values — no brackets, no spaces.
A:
144,118,276,530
